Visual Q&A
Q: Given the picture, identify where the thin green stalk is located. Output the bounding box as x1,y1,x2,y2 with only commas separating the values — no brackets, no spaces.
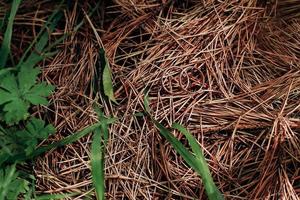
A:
0,0,21,68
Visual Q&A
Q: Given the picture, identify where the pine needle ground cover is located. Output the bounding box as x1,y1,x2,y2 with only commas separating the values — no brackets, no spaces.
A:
1,0,300,199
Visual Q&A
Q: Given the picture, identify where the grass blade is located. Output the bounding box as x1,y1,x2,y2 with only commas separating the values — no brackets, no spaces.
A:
33,123,102,157
91,106,115,200
17,12,63,70
91,126,105,200
5,123,102,164
0,12,9,32
100,49,117,103
153,120,200,170
17,2,63,66
172,123,223,200
36,193,78,200
144,92,223,200
0,0,21,68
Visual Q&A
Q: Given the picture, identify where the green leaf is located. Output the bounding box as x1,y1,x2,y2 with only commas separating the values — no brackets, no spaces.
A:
17,9,63,69
5,123,101,165
25,118,55,139
0,12,9,32
172,123,223,200
0,165,29,200
0,68,14,78
36,192,79,200
91,107,114,200
0,69,54,124
0,0,21,68
152,120,199,171
2,98,30,124
0,128,20,166
18,66,40,91
0,72,18,93
100,49,117,103
29,122,104,160
91,126,105,200
143,92,223,200
25,83,55,105
143,88,151,113
14,117,55,155
134,112,144,117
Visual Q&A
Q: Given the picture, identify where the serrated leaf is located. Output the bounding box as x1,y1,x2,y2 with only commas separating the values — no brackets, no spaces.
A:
15,118,55,155
25,117,55,139
25,94,49,106
3,123,102,166
0,69,54,124
18,66,40,91
0,90,14,105
25,83,54,105
3,99,30,124
0,165,29,200
0,72,18,92
0,68,14,77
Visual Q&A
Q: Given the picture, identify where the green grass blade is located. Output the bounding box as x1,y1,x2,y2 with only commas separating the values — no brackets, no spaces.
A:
144,92,223,200
172,123,223,200
0,12,9,32
17,2,63,66
33,123,102,156
17,12,63,70
91,107,115,200
143,88,151,113
36,193,79,200
91,126,105,200
100,49,117,103
153,120,200,169
5,123,102,164
143,92,198,169
0,0,21,68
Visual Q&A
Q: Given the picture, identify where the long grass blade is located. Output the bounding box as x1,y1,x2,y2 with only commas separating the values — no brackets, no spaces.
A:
16,2,63,66
91,126,105,200
172,123,223,200
36,193,78,200
0,0,21,68
144,92,223,200
91,106,115,200
17,12,63,70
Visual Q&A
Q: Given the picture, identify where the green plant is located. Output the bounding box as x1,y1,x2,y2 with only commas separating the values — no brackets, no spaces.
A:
91,106,116,200
0,67,54,124
0,118,55,166
144,91,223,200
0,1,117,199
0,164,30,200
0,1,81,199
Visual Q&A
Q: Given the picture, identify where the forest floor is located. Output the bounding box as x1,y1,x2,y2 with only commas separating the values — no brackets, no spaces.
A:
1,0,300,199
